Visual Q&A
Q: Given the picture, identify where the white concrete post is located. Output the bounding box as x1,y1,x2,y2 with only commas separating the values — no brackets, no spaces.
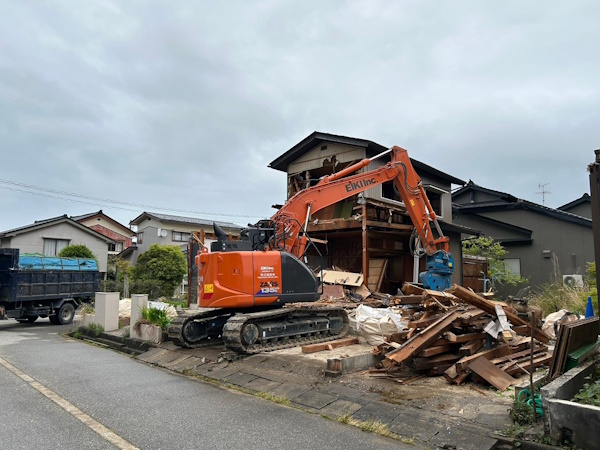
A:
130,294,148,337
94,292,120,332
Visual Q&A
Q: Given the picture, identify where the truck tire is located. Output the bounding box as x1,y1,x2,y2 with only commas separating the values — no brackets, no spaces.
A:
49,315,59,325
56,303,75,325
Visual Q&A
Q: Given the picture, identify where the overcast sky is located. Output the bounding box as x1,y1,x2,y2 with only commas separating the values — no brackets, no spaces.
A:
0,1,598,232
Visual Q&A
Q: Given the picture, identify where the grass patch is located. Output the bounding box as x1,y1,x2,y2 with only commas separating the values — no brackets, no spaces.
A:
87,323,104,337
72,329,82,339
255,392,290,406
337,414,404,441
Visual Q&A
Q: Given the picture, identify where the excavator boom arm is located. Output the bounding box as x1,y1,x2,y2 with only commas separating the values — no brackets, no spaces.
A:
271,146,449,257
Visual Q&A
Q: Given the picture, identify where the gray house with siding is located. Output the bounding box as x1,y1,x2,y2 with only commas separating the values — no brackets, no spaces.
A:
126,212,242,264
452,181,593,288
0,215,114,274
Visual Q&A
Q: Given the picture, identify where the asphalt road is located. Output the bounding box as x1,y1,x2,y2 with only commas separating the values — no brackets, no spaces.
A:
0,318,415,450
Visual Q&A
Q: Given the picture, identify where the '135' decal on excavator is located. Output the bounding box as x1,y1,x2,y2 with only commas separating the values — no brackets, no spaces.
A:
259,281,279,294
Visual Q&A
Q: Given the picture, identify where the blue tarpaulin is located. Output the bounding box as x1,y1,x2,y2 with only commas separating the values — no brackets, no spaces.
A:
19,255,98,271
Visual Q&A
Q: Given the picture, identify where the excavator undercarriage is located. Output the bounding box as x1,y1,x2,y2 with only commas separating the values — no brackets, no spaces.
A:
167,307,349,354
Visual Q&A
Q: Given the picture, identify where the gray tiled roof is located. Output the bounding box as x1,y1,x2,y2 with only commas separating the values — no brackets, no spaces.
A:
131,212,242,229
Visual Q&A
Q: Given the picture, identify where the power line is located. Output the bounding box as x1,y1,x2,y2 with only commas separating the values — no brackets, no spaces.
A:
0,179,266,222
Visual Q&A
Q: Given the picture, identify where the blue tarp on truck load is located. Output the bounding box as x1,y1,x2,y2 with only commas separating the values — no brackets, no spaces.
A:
0,249,99,304
19,255,98,271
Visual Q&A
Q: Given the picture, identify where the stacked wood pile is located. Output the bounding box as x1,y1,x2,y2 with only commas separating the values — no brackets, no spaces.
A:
372,284,552,390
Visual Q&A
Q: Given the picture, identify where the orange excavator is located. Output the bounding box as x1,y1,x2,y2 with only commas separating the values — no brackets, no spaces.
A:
168,146,454,352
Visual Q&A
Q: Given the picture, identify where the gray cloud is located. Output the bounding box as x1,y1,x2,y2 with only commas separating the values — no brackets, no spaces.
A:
0,1,598,232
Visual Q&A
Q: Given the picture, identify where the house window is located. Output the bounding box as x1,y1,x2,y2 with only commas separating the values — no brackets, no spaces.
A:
108,242,124,252
43,238,70,256
504,258,521,276
137,232,143,244
172,231,191,242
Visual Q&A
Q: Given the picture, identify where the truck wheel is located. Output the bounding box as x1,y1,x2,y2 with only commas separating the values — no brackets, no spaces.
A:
49,315,59,325
56,303,75,325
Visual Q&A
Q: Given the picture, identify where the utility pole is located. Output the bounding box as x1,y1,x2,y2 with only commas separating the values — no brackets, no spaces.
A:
588,150,600,301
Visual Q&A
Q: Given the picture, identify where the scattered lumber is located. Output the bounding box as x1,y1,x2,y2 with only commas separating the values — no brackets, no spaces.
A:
447,285,551,344
301,337,360,354
385,311,461,365
468,356,515,391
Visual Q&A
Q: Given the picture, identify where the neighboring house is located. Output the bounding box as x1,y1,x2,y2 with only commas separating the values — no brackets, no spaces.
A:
128,212,242,299
452,181,593,288
71,210,136,255
0,215,114,274
558,193,592,220
268,131,472,293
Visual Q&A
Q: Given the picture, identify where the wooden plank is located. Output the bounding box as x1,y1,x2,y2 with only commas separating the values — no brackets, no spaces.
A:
456,344,515,372
320,270,364,287
390,295,425,305
402,283,424,295
459,339,485,356
385,311,461,365
412,353,462,371
457,308,487,324
468,356,515,391
408,313,446,329
419,344,456,357
301,337,360,354
444,331,487,343
504,353,553,376
448,284,550,343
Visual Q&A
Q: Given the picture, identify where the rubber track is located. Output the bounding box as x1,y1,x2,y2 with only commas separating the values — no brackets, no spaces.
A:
167,310,233,349
222,307,349,354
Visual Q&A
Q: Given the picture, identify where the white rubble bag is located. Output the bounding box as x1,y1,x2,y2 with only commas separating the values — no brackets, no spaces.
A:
542,309,580,339
348,304,407,345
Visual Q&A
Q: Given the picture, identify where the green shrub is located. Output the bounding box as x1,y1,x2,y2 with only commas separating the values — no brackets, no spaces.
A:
58,244,97,260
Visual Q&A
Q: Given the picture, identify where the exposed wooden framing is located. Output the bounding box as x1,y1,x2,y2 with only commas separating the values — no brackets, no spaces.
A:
365,220,413,231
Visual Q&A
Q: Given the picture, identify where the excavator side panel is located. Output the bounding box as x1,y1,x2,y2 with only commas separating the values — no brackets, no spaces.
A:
198,251,320,309
199,251,256,308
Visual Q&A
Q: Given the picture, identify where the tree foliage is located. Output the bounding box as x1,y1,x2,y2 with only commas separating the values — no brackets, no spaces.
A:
462,236,526,286
130,244,186,298
58,244,97,260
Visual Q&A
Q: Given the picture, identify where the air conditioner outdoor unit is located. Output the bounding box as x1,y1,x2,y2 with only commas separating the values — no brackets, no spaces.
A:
563,274,584,288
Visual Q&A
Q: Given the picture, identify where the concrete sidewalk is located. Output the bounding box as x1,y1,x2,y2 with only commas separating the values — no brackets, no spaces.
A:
131,338,515,450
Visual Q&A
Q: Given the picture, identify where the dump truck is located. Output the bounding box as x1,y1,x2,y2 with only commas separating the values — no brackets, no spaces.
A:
0,248,99,325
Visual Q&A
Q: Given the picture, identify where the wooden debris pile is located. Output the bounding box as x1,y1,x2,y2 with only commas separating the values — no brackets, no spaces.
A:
373,283,552,390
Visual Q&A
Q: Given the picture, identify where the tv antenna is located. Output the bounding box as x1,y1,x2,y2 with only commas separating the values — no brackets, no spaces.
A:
536,183,551,205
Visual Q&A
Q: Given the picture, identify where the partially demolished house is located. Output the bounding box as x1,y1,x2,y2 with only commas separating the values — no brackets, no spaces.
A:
269,132,472,294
